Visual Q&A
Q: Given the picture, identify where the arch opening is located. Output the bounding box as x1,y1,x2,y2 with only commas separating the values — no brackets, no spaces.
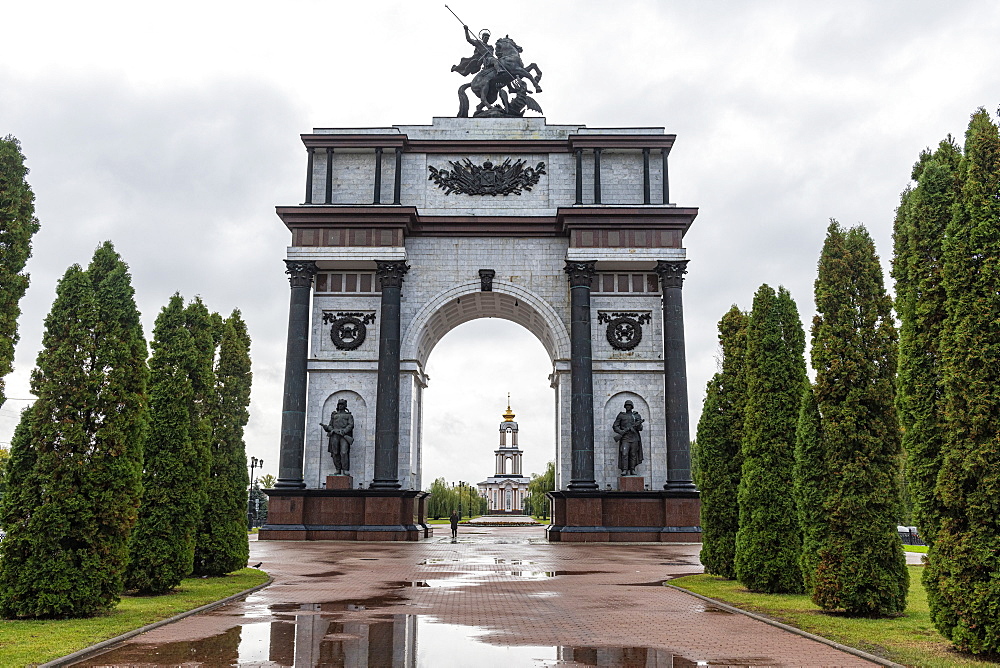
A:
419,317,555,497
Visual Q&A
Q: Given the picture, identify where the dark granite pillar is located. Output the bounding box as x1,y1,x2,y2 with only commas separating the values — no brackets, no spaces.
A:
564,260,598,490
275,260,318,489
593,148,602,205
371,260,410,489
373,147,383,204
393,147,402,204
642,148,651,205
304,148,314,204
655,259,696,491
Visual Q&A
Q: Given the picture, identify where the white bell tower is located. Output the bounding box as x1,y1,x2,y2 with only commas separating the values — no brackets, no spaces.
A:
478,396,531,513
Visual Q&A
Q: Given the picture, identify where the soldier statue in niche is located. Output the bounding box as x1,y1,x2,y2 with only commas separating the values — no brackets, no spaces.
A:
613,400,644,476
320,399,354,475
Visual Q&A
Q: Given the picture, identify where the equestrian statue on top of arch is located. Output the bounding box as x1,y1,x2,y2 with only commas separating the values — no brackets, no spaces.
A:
450,23,543,118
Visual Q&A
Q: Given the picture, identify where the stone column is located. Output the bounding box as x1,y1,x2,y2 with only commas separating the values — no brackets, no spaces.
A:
655,259,696,491
564,260,598,490
371,260,410,489
275,260,318,489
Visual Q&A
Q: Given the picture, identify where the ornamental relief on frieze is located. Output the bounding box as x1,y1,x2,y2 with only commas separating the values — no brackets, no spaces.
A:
427,158,546,196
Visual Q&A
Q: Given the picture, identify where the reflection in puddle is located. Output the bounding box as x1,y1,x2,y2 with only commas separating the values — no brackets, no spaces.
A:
76,605,766,667
699,605,734,615
418,557,539,565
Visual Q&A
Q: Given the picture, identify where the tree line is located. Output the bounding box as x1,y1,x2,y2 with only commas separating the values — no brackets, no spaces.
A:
697,108,1000,655
0,136,254,617
426,478,488,519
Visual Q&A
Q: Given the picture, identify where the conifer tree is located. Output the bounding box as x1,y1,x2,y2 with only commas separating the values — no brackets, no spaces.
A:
892,138,961,546
126,294,202,594
0,243,147,618
194,310,252,576
734,285,806,593
181,298,217,569
793,384,824,593
924,109,1000,653
0,135,41,408
0,409,40,606
696,305,747,579
807,221,907,615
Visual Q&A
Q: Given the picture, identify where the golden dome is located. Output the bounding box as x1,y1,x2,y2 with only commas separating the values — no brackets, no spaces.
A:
502,394,515,422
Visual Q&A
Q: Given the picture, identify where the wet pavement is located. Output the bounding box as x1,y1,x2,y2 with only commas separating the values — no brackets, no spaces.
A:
75,526,879,667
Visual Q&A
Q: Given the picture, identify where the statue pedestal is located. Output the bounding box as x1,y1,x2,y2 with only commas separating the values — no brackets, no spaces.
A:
545,490,700,543
326,475,354,490
618,476,645,492
260,489,429,541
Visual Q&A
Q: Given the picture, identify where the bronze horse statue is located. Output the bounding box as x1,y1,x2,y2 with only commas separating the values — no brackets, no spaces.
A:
458,36,543,118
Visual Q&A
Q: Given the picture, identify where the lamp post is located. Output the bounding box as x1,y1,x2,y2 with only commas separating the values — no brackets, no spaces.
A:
248,456,263,529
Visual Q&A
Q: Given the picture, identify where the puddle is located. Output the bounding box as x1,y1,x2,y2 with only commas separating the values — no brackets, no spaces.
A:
699,605,734,615
418,557,539,565
302,569,344,577
73,614,765,667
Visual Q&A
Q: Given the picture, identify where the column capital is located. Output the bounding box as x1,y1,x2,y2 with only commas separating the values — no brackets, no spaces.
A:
564,260,597,288
655,259,689,289
284,260,318,288
375,260,410,289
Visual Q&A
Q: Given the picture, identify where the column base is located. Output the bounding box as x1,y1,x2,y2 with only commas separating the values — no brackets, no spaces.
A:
260,489,429,541
273,478,306,490
664,480,698,492
546,490,700,543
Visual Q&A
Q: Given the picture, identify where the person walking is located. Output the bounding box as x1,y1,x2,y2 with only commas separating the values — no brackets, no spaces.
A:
450,510,460,539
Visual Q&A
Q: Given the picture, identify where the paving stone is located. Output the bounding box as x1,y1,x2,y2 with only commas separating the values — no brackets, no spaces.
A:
76,529,881,667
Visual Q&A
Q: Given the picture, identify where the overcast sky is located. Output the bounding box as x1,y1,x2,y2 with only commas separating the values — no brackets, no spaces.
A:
2,1,998,488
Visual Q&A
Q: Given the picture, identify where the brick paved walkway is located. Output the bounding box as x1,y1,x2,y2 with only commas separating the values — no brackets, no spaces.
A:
77,526,879,667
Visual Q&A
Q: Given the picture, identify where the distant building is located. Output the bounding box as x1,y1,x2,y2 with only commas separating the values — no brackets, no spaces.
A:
478,401,531,514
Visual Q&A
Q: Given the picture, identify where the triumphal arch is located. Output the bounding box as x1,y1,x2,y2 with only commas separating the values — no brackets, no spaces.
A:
261,30,700,542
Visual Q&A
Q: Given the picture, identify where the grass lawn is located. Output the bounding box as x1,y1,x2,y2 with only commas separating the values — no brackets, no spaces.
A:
904,545,929,553
0,568,268,666
671,566,999,667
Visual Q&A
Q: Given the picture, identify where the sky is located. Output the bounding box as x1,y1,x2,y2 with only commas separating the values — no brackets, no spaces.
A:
2,1,999,488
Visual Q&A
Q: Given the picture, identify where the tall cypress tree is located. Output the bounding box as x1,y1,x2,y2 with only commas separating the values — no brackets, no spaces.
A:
0,409,40,608
182,298,217,570
126,294,202,594
734,285,806,594
925,109,1000,653
892,138,961,546
808,221,907,615
0,243,147,618
194,310,252,576
697,305,747,579
794,383,824,593
0,135,41,408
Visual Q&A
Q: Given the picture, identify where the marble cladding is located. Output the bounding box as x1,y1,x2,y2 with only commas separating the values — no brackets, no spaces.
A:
309,149,665,212
296,117,686,492
302,236,672,492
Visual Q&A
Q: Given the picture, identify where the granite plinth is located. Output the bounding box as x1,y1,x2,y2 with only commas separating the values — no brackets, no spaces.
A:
618,476,645,491
326,475,354,490
260,489,429,541
545,490,700,542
